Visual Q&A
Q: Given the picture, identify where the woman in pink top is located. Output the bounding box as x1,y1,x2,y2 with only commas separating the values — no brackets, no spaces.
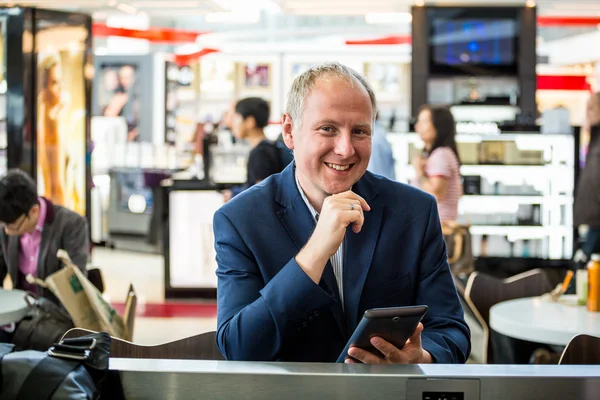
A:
412,105,462,222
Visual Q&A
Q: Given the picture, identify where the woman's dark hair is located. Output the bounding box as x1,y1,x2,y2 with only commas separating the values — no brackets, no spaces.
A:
0,169,40,224
235,97,270,129
419,104,461,164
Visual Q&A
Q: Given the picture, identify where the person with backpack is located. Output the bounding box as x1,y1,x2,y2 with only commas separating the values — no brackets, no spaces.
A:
223,97,291,201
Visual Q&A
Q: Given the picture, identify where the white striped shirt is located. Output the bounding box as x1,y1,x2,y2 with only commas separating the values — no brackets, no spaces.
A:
425,147,462,222
295,171,345,308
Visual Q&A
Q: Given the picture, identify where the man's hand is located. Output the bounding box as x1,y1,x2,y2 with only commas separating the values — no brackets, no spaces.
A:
295,190,370,284
345,323,433,364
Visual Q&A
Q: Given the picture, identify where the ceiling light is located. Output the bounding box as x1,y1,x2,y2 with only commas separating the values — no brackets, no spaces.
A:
205,11,260,24
132,1,200,7
366,12,412,25
116,3,138,15
212,0,280,14
526,0,536,7
415,0,425,6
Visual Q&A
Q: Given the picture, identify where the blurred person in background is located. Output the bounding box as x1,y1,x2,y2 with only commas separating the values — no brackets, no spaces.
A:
219,100,237,132
412,105,462,223
223,97,288,202
574,92,600,259
0,170,88,342
367,114,396,180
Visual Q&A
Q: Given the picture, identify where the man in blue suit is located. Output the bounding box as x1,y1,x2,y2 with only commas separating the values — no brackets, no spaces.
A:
214,62,470,364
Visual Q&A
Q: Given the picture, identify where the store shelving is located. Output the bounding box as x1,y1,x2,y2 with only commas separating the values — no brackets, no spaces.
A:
389,132,575,260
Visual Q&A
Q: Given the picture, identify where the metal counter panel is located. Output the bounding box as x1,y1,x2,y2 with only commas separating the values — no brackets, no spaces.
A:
110,359,600,400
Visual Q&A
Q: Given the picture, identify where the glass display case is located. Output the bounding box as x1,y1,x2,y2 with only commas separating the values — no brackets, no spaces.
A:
391,131,575,260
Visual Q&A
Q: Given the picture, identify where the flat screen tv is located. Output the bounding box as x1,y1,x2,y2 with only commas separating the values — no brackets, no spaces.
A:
428,7,520,76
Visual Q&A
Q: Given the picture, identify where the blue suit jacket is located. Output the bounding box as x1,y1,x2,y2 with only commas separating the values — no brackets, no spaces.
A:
214,163,470,363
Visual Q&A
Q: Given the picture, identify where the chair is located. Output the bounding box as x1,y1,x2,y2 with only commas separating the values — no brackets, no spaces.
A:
443,222,475,277
464,268,553,363
559,334,600,365
61,328,225,360
122,284,137,341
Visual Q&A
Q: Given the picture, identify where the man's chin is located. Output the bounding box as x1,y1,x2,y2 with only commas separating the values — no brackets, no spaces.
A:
323,177,363,195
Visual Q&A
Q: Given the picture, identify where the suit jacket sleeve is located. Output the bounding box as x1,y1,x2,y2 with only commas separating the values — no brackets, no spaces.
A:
214,210,335,361
417,198,471,363
0,238,7,285
63,214,89,276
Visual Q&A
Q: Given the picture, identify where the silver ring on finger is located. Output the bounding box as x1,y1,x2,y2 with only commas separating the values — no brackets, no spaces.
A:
350,203,355,211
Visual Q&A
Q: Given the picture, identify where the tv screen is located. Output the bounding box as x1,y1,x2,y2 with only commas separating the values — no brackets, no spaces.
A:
427,7,520,76
431,19,516,65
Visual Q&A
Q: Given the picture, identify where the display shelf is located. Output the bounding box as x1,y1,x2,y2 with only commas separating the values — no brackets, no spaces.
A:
389,132,575,259
469,225,571,238
401,164,571,177
459,195,572,206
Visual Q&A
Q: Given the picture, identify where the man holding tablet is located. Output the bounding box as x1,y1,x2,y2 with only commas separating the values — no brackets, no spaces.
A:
214,62,470,364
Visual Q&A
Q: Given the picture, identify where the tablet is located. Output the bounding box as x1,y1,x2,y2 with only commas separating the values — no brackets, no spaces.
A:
336,305,428,363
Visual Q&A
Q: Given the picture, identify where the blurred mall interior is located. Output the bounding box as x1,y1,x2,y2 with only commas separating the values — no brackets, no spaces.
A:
0,0,599,398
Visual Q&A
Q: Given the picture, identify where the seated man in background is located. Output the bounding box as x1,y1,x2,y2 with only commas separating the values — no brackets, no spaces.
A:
214,62,470,363
0,169,89,341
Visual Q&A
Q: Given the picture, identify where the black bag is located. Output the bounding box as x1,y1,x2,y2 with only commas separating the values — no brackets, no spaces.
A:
12,294,75,352
0,332,112,400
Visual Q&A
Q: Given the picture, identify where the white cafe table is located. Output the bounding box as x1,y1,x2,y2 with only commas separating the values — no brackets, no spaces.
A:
0,288,29,325
490,295,600,346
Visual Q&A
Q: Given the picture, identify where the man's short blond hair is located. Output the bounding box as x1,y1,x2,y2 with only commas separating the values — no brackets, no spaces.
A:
285,62,378,128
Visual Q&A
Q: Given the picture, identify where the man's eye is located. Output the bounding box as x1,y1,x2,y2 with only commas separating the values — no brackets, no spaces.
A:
320,126,333,133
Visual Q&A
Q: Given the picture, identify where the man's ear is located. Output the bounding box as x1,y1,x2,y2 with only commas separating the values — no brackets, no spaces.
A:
281,113,295,150
30,203,40,216
245,115,257,130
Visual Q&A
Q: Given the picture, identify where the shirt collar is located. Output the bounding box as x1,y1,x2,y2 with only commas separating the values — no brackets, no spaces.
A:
294,168,319,222
36,197,47,232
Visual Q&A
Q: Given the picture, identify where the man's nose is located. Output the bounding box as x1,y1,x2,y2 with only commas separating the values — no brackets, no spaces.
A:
333,132,356,158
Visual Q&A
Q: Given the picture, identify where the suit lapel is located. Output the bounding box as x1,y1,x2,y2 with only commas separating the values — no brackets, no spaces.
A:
7,236,20,283
37,224,52,279
275,164,346,338
343,173,384,332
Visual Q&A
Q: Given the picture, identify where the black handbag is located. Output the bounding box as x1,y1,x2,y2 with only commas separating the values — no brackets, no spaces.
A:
0,332,114,400
12,294,75,352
